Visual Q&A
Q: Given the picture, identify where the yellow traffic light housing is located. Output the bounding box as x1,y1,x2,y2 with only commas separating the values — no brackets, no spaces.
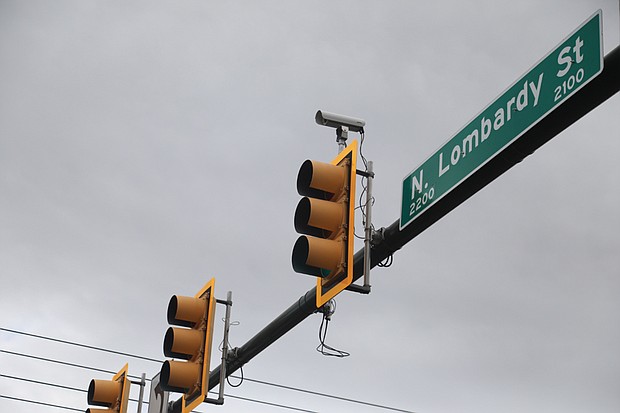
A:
160,278,216,413
86,363,130,413
292,140,357,308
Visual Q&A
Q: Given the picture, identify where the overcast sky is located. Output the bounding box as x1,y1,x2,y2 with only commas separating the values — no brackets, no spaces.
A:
1,1,619,413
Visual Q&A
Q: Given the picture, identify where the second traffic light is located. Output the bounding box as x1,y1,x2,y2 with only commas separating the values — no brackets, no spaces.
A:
292,140,357,308
160,278,216,413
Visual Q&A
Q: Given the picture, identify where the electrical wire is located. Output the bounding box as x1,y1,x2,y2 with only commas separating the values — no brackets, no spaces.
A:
315,300,350,358
355,130,376,241
222,393,318,413
0,327,161,363
2,327,416,412
234,375,416,413
2,349,415,412
0,394,83,412
226,364,244,388
0,348,145,380
0,373,319,413
1,373,323,413
0,373,143,404
377,254,394,267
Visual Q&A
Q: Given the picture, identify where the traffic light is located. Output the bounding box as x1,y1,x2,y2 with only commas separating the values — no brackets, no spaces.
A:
86,363,130,413
292,140,357,308
160,278,216,413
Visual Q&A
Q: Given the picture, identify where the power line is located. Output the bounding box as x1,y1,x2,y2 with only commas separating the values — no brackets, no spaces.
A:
220,393,318,413
238,376,415,413
0,327,161,363
1,373,318,413
2,327,416,412
0,348,145,380
0,394,82,412
1,373,84,394
1,373,143,404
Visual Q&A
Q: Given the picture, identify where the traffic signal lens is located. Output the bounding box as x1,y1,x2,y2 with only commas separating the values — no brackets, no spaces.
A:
294,197,343,237
167,295,206,327
292,236,342,277
87,379,121,412
87,379,121,407
85,364,129,413
163,327,203,360
161,360,201,393
297,160,346,200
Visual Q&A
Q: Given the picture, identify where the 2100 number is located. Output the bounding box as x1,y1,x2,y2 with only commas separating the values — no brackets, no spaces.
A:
554,68,585,102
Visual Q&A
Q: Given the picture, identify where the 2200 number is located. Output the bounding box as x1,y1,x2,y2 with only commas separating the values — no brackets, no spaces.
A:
409,187,435,216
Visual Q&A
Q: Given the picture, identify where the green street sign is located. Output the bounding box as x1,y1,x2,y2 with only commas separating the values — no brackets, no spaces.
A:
400,10,603,230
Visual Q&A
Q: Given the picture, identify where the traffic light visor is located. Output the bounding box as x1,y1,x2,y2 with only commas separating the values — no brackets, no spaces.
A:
87,379,120,407
292,235,342,277
160,359,201,393
163,327,203,360
294,197,344,237
167,295,206,327
297,159,346,200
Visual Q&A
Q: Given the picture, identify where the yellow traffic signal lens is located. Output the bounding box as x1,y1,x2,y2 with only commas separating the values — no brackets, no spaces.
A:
292,235,342,277
87,379,121,407
85,364,129,413
297,160,346,200
163,327,203,360
161,360,201,393
167,295,206,327
294,197,344,237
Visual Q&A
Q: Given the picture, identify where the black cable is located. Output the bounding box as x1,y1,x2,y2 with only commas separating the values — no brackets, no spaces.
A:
315,301,350,358
0,349,145,381
1,373,144,404
4,349,415,413
3,373,316,413
222,393,318,413
2,373,322,413
316,316,350,358
359,130,369,171
355,130,376,241
226,364,244,388
1,373,84,393
0,394,83,412
1,354,314,413
377,254,394,267
232,376,416,413
2,327,415,412
0,327,162,363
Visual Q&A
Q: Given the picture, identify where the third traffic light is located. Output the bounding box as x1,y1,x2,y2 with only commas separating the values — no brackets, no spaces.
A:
86,363,130,413
292,140,358,308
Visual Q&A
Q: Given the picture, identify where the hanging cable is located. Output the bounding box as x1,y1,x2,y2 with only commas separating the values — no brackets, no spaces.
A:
316,300,350,358
355,130,376,241
226,363,244,388
377,254,394,267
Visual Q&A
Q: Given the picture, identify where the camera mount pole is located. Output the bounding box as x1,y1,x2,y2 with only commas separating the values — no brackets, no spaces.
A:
335,126,349,153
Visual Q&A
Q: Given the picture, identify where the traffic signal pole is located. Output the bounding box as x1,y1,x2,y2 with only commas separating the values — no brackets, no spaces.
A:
174,44,619,413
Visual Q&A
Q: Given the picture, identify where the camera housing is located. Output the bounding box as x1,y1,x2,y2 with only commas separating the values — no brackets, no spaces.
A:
315,110,366,133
